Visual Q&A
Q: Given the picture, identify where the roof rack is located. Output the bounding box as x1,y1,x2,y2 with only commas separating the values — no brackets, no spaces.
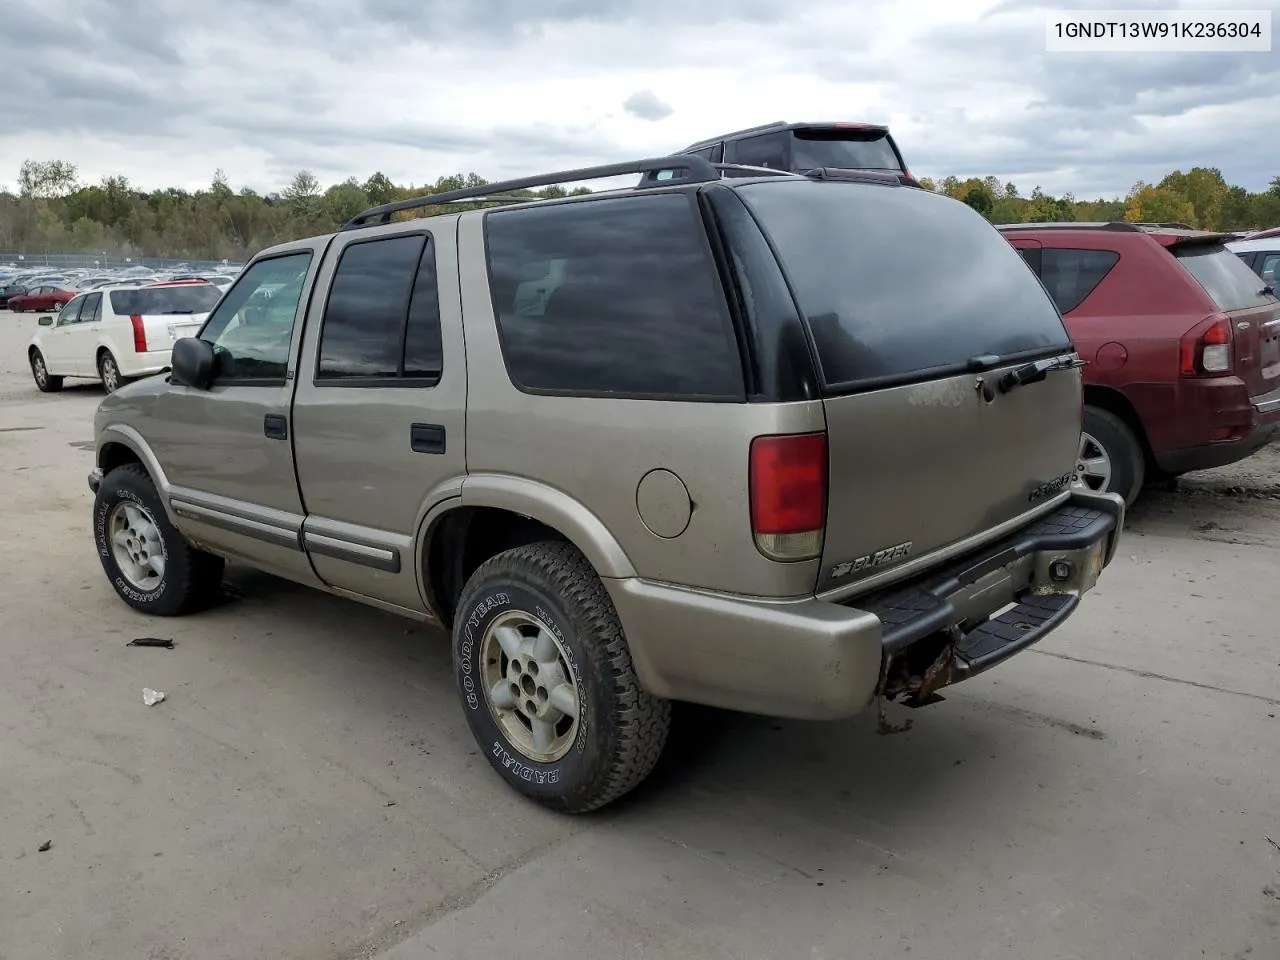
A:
342,155,720,230
996,221,1141,232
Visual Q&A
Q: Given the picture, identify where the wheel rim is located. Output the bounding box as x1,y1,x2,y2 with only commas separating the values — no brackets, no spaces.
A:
1074,431,1113,493
480,610,581,763
31,355,46,387
107,501,167,591
101,356,118,392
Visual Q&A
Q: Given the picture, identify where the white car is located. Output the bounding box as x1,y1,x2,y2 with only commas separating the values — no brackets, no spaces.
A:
27,281,223,394
1227,235,1280,286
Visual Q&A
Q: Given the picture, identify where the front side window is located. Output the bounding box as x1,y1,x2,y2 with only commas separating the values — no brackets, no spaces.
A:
485,194,742,398
199,252,313,383
56,297,84,325
1040,248,1120,314
317,234,442,383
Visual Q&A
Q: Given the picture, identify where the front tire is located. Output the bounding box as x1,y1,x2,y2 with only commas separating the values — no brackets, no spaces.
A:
453,541,670,813
93,464,225,616
1077,406,1145,506
30,350,63,392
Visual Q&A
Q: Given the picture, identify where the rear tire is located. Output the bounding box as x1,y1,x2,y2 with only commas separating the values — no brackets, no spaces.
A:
99,351,125,394
30,350,63,393
1078,406,1145,506
93,464,225,616
453,541,670,813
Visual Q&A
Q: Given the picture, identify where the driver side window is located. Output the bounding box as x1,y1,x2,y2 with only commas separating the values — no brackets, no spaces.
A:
57,298,83,325
197,252,313,384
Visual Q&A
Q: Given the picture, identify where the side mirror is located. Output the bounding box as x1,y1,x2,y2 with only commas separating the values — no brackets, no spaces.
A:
38,315,53,326
170,336,216,389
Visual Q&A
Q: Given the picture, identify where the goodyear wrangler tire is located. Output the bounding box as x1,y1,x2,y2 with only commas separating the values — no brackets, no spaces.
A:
93,464,225,616
453,541,671,813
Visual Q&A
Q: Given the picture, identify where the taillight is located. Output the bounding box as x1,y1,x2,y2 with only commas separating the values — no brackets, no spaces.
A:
130,314,148,353
749,432,827,561
1179,313,1232,377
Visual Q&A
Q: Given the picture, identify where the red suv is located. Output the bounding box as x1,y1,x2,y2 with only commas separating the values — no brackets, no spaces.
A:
999,222,1280,504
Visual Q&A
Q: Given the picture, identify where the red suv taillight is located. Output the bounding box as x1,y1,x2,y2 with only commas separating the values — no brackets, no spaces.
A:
130,314,148,353
1179,313,1232,377
749,432,827,561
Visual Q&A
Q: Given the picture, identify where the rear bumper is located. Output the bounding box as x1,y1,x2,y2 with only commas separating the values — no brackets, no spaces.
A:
116,349,173,379
1155,384,1280,474
607,491,1124,721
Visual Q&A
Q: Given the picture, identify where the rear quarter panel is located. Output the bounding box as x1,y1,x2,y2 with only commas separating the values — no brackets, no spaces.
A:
455,213,825,599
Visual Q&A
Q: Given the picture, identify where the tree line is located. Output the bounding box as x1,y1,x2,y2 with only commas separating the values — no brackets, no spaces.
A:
2,158,1278,262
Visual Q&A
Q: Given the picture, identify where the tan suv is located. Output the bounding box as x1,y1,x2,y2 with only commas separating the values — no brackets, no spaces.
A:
88,156,1124,812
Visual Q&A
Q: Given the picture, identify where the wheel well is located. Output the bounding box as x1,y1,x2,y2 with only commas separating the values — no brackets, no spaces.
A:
1082,385,1154,465
426,506,569,629
99,441,144,476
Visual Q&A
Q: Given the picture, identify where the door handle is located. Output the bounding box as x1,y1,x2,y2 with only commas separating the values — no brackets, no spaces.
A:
410,423,446,454
263,414,288,440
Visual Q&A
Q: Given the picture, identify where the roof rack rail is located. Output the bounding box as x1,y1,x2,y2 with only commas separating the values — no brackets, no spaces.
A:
342,155,720,230
995,221,1140,232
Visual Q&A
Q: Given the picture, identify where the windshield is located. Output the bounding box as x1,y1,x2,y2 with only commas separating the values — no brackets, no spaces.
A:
737,179,1071,390
109,285,222,315
1173,244,1275,312
791,128,902,171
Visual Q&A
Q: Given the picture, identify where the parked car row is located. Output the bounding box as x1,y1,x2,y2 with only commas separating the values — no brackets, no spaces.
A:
1,263,239,314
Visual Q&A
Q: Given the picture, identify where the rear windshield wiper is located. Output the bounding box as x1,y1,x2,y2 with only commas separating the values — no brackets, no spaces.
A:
997,354,1085,394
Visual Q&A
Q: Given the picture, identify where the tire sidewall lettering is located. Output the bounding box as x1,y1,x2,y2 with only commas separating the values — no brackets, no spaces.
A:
456,581,589,795
95,481,170,605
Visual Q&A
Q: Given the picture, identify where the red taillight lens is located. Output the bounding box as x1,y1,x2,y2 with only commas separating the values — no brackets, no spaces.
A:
749,432,827,561
130,314,148,353
1179,314,1232,377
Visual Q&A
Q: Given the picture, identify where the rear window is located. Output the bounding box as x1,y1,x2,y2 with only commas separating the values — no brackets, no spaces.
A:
109,285,222,315
737,180,1071,390
790,128,902,172
1174,244,1274,311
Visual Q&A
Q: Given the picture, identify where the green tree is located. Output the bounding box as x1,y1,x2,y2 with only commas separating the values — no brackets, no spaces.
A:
18,159,78,198
321,178,371,224
1124,181,1196,225
362,171,396,206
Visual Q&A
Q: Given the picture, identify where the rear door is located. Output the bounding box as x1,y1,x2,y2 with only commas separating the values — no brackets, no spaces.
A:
736,179,1081,593
291,222,466,615
1172,241,1280,395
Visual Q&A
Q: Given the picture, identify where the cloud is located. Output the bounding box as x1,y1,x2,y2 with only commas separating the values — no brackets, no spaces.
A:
623,91,674,122
0,0,1274,201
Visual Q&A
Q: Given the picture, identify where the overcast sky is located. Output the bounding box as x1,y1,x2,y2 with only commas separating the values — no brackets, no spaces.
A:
4,0,1277,199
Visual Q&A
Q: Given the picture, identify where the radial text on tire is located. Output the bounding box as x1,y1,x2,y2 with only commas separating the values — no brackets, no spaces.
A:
93,464,225,616
452,541,671,813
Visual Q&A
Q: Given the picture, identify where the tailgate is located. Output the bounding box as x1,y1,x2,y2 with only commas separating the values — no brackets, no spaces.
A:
1171,241,1280,396
820,364,1081,592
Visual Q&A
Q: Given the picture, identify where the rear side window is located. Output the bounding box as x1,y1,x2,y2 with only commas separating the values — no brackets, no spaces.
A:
1039,248,1119,314
109,285,222,315
317,234,443,383
737,180,1071,391
790,128,902,172
1175,245,1274,311
485,194,743,399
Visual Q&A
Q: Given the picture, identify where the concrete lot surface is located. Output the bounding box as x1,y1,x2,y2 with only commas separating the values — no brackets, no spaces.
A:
1,310,1278,960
